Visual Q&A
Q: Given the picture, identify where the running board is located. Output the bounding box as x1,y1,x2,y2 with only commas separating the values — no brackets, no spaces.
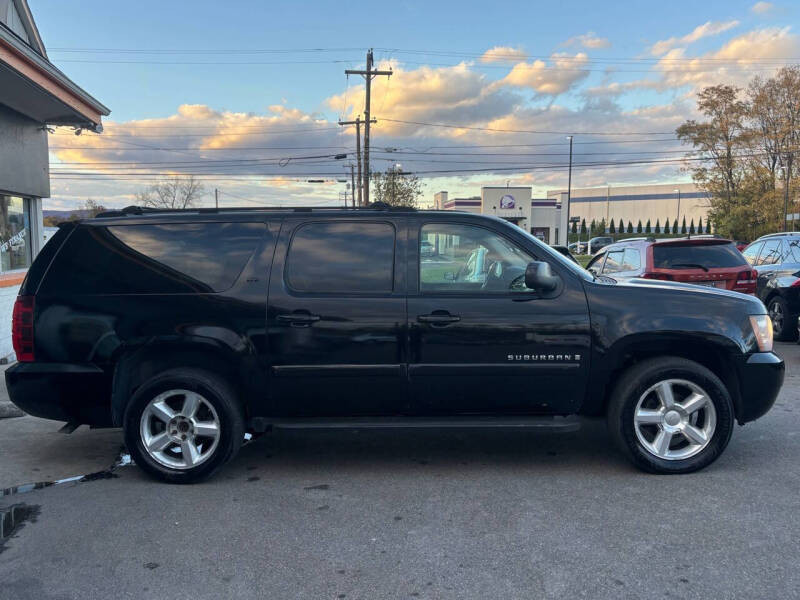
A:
251,416,580,432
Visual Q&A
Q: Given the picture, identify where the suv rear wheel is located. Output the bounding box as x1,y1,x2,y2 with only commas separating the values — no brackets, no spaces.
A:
607,357,734,474
124,368,244,483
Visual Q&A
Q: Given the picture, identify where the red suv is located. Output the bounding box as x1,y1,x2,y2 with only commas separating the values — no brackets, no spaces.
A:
586,237,757,294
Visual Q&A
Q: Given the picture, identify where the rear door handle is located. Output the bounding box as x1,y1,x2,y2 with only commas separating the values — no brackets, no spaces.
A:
417,312,461,325
277,313,321,326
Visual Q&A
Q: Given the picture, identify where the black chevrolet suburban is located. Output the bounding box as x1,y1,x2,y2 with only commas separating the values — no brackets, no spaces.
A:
6,206,784,482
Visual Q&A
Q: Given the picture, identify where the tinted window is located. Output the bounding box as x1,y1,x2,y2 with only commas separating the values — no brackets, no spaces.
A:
42,222,266,294
741,241,763,265
603,250,625,274
757,239,782,266
652,242,747,269
286,221,394,293
622,248,641,271
420,223,535,293
781,239,800,263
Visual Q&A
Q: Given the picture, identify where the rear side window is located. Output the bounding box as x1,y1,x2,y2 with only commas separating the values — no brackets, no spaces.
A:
286,221,395,293
652,242,747,270
41,222,266,294
781,239,800,263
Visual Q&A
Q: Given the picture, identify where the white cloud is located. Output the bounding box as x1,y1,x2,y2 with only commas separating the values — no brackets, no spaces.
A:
751,2,774,14
650,20,740,56
495,53,590,95
564,32,611,49
479,46,528,63
656,26,800,89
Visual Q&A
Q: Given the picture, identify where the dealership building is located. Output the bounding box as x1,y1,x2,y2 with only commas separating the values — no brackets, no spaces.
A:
0,0,109,359
547,183,710,232
433,182,712,243
433,187,568,244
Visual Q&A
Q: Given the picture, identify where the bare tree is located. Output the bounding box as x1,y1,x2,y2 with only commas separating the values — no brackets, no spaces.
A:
136,176,205,209
371,167,423,208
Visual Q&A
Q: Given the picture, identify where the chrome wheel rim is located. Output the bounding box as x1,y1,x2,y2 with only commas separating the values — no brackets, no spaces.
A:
139,389,221,470
769,301,784,335
633,379,716,461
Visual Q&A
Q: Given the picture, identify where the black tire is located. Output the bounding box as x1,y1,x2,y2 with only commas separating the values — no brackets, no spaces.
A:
123,368,244,483
768,296,797,342
607,357,734,474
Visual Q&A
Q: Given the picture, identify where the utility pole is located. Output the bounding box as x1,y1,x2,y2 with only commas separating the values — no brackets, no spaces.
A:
339,116,373,206
215,188,219,209
566,135,573,243
345,49,392,205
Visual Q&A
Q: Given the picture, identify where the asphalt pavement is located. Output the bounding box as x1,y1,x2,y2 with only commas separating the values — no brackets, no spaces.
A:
0,343,798,600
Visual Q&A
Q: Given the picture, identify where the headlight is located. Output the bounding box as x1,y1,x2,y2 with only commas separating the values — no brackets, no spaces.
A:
749,314,773,352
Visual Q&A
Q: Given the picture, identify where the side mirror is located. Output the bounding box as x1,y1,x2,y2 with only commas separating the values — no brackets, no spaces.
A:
525,261,560,293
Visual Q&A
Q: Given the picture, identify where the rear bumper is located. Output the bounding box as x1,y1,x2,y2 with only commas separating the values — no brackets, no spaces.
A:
5,362,113,427
736,352,785,423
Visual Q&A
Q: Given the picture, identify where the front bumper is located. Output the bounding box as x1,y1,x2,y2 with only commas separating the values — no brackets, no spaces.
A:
5,362,113,427
736,352,785,423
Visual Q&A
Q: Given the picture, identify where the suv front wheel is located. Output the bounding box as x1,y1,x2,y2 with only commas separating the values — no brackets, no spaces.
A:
123,368,245,483
607,357,734,474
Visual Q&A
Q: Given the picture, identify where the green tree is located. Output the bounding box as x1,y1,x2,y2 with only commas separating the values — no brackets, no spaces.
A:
645,219,652,233
697,216,704,234
371,167,422,207
655,218,661,233
673,218,679,233
571,219,578,234
590,219,597,234
690,218,696,234
627,221,633,233
636,220,643,233
580,218,587,234
618,218,624,233
609,219,616,234
706,219,712,233
681,216,687,233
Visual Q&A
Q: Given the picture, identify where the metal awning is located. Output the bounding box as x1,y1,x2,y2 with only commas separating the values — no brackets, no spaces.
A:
0,24,109,129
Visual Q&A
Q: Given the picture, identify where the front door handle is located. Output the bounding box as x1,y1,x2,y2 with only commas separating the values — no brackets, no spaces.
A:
277,312,321,327
417,312,461,325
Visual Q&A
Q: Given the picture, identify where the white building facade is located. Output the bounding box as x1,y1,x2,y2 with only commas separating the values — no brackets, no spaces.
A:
547,183,710,232
432,188,568,245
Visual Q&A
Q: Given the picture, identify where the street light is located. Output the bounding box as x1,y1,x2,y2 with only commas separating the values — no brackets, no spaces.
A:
781,166,789,232
566,135,573,245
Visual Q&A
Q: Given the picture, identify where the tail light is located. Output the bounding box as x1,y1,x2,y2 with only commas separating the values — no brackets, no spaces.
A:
12,295,34,362
733,269,757,294
642,272,674,281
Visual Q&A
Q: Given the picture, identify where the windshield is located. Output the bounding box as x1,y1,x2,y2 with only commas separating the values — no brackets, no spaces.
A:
652,242,746,269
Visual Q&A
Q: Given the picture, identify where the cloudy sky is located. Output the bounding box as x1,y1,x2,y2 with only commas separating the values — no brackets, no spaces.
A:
32,0,800,210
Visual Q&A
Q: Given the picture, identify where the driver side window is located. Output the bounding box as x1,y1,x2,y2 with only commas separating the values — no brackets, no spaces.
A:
419,223,535,293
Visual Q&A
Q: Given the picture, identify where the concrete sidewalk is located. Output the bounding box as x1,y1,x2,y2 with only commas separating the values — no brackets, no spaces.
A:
0,362,24,419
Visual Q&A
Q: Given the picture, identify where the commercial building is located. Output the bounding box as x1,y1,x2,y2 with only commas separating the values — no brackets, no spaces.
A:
547,183,710,232
433,188,568,244
0,0,109,359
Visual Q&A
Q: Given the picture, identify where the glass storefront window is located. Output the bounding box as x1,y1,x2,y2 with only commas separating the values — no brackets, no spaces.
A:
0,196,32,272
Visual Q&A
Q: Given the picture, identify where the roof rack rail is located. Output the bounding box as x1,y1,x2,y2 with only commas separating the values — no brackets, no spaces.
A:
94,202,417,219
761,231,798,238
